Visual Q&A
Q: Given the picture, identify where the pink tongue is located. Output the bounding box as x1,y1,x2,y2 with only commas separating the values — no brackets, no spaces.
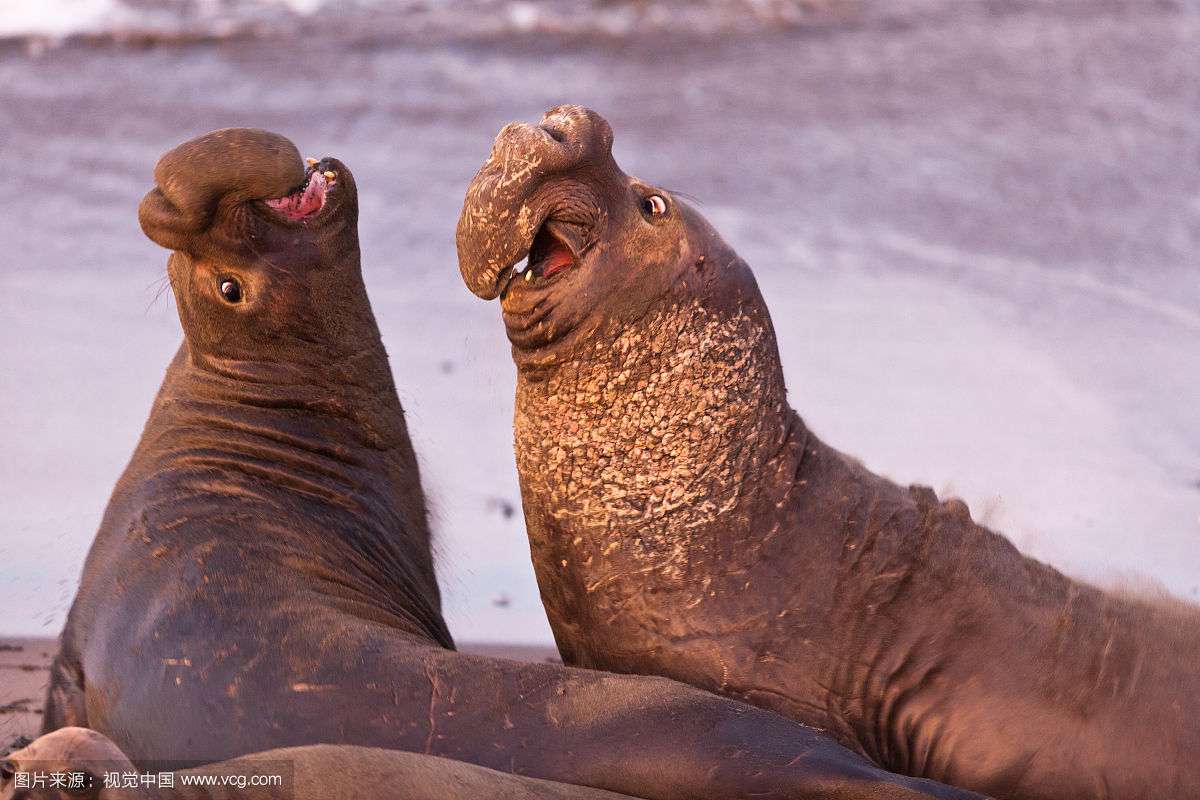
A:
541,241,575,278
264,170,328,220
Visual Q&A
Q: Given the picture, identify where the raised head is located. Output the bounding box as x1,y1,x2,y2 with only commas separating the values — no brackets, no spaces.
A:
455,106,793,601
457,105,754,363
139,128,377,378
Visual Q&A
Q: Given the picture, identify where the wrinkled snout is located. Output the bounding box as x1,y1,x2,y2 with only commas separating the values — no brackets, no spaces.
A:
503,104,614,175
138,127,308,253
457,105,614,299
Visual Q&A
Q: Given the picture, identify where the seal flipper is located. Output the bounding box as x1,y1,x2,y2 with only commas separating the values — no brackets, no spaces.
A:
41,650,88,733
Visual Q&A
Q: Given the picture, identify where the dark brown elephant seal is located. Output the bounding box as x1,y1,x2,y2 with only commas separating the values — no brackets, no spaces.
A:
456,106,1200,800
1,728,635,800
42,128,981,800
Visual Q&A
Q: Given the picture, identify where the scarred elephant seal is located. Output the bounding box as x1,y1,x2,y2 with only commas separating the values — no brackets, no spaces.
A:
42,128,981,800
1,728,635,800
456,106,1200,800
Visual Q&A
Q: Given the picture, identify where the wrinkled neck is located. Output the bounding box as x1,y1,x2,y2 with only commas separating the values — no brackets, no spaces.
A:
174,325,408,454
116,340,449,647
128,338,419,522
514,294,794,571
151,256,417,515
189,335,393,391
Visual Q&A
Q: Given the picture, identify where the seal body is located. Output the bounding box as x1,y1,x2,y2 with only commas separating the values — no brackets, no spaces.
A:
45,129,452,761
42,129,983,800
456,106,1200,800
1,728,639,800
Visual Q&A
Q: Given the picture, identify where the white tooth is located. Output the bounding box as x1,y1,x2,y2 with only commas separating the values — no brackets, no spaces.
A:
525,270,533,282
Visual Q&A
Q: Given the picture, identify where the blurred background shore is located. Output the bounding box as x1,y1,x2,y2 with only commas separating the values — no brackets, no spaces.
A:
2,0,1198,746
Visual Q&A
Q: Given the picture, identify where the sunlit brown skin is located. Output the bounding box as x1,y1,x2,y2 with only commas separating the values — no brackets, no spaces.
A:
457,106,1200,800
0,728,636,800
39,129,985,800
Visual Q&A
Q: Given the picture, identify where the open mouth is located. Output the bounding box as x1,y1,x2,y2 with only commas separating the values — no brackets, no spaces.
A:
530,222,577,278
262,162,336,221
507,219,584,292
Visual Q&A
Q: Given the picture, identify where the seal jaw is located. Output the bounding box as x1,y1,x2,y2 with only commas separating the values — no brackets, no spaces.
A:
262,164,336,221
460,199,597,302
456,178,548,301
457,105,615,301
528,220,583,278
502,218,585,295
140,130,355,256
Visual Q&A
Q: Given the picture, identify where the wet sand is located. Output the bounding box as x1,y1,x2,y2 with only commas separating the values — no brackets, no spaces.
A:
0,637,558,754
1,1,1198,647
0,638,55,753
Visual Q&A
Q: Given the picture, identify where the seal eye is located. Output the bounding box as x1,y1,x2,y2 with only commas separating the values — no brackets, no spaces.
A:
0,759,15,781
218,278,242,304
641,194,668,218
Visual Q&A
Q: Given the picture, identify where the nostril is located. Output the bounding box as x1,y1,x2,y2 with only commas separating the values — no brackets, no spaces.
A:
539,124,568,144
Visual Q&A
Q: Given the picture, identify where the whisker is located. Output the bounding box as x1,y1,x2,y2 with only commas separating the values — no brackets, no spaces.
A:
145,273,172,314
144,273,169,292
664,187,703,206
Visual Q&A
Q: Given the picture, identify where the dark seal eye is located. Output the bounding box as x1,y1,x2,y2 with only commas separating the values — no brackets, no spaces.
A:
218,277,242,303
0,759,15,781
641,194,668,218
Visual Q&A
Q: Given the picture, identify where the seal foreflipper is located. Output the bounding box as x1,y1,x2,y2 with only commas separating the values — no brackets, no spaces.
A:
42,647,87,733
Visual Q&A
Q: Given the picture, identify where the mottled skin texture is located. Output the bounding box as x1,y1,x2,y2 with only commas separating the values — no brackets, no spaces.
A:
457,106,1200,800
40,129,982,800
1,728,636,800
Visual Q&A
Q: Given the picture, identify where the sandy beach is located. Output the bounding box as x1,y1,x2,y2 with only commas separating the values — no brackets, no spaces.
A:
0,637,55,754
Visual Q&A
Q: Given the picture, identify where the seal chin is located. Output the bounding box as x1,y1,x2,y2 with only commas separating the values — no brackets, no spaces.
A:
262,162,338,221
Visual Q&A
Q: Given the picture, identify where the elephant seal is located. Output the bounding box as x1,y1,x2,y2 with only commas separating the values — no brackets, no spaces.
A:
456,106,1200,800
42,128,981,800
1,728,635,800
